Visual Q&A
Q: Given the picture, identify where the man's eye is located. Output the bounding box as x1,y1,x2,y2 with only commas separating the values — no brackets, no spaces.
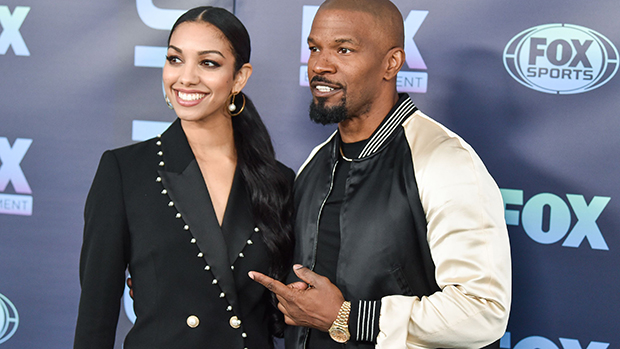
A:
338,48,351,54
309,46,319,53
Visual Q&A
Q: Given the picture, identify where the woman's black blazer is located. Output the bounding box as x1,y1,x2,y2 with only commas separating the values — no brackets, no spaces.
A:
74,119,293,348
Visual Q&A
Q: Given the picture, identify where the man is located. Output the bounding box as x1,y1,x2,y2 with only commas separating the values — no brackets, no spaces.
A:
249,0,511,348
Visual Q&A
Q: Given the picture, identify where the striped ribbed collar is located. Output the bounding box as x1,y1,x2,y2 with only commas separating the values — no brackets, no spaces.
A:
340,93,417,160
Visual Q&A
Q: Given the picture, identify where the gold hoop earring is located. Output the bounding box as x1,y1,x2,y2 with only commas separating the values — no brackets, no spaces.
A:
165,94,174,110
227,92,245,116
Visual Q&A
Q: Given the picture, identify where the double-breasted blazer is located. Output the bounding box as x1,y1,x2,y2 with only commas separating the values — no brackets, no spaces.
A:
74,119,294,348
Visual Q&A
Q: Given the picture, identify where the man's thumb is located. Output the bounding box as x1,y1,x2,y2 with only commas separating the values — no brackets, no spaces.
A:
292,264,320,286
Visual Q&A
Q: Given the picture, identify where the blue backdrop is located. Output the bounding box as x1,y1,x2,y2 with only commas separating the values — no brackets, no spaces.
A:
0,0,617,348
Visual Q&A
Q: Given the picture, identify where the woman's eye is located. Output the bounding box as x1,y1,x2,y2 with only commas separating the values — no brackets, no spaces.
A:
202,60,220,67
166,55,181,64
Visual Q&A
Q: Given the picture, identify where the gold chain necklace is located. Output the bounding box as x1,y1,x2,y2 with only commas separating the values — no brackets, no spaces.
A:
339,146,353,162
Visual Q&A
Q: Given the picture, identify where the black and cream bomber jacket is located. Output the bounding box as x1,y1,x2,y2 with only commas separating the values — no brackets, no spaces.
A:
287,94,511,349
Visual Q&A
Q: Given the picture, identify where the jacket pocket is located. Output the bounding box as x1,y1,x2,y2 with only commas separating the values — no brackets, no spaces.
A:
389,265,414,296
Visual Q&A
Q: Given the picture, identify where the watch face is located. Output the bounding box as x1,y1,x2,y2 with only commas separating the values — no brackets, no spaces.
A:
329,328,350,343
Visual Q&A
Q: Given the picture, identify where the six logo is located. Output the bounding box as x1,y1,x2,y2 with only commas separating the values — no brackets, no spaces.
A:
0,137,33,216
299,6,429,93
0,5,30,56
501,189,610,250
500,333,609,349
0,293,19,345
503,24,618,94
134,1,228,68
134,0,185,68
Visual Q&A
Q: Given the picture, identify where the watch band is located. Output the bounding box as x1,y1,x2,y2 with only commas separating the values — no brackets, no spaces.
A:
329,301,352,343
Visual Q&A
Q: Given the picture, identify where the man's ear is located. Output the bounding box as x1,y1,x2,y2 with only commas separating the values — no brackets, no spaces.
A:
383,47,405,81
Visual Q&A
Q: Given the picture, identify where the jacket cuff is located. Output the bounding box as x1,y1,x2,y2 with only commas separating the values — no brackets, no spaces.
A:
349,300,381,343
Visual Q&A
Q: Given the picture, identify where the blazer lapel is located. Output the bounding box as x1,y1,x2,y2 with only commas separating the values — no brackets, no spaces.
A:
156,119,241,315
221,168,256,265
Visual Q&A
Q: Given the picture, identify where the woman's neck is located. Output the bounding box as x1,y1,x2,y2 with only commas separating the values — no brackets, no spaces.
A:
180,115,237,162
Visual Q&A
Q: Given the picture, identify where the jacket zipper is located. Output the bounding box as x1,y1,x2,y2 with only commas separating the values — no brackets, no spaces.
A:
303,157,339,348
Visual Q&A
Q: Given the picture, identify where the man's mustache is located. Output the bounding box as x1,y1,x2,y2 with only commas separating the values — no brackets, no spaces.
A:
310,76,344,89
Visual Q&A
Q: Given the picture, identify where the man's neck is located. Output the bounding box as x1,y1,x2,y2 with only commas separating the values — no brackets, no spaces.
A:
338,91,400,143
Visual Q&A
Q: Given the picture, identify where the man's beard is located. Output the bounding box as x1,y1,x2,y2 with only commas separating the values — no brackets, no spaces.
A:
309,96,349,125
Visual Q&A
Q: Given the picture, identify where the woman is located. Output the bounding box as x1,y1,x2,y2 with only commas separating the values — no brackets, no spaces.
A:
74,7,294,348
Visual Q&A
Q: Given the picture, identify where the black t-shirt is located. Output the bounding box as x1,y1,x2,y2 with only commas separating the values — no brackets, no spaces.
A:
307,138,368,348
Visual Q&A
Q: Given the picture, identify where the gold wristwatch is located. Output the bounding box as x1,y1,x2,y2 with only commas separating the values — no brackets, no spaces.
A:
328,301,351,343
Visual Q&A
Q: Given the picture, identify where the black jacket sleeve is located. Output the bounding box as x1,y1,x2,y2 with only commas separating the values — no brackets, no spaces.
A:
74,151,130,349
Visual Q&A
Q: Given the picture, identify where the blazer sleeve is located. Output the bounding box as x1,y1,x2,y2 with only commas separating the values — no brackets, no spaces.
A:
74,151,130,349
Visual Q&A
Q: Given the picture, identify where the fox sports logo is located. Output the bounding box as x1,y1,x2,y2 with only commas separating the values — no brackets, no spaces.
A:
0,293,19,344
503,24,618,94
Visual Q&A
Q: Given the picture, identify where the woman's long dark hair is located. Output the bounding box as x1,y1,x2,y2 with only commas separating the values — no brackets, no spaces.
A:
168,7,294,337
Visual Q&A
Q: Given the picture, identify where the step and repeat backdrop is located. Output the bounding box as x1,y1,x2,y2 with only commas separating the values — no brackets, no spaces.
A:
0,0,618,348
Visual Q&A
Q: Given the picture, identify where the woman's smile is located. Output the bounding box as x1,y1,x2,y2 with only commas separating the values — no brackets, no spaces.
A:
175,89,208,107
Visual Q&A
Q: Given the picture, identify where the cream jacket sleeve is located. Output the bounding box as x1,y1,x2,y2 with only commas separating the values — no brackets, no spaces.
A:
376,111,512,349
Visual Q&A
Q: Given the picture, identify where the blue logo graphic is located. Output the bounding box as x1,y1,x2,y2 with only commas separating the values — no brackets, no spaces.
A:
0,137,33,216
0,6,30,56
299,6,428,93
0,293,19,344
133,1,227,68
134,0,185,68
132,120,172,141
503,24,618,94
501,189,610,250
501,332,609,349
123,274,137,324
